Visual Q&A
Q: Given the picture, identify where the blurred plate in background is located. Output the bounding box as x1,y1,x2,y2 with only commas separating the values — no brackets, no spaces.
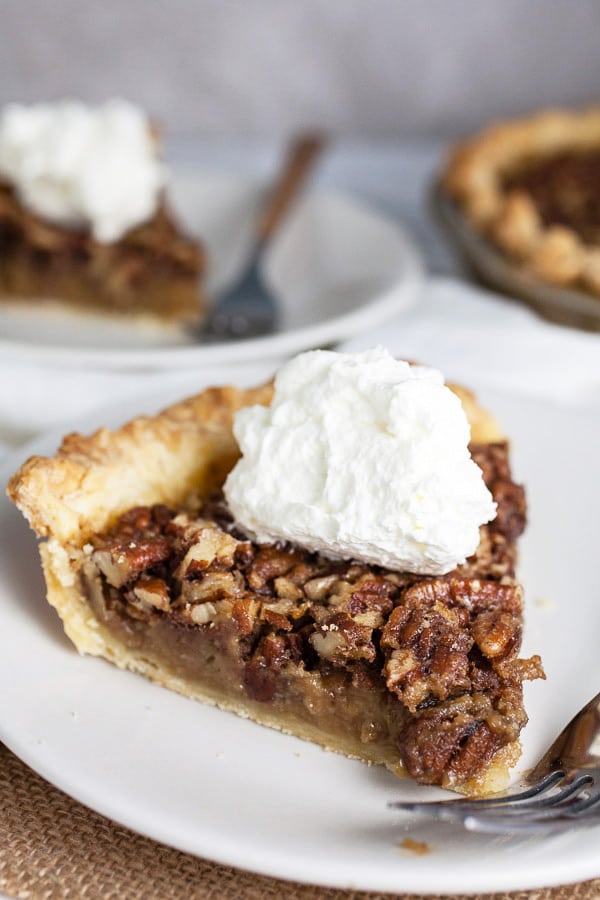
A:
0,170,423,369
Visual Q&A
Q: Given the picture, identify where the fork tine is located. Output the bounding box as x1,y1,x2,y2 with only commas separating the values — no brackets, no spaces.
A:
572,788,600,814
510,774,594,811
464,792,600,833
389,775,599,830
459,776,595,819
387,770,564,814
464,807,600,834
409,795,598,831
389,688,600,832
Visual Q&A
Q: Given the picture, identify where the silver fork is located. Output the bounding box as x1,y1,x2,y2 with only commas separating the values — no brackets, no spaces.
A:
198,134,324,341
389,690,600,833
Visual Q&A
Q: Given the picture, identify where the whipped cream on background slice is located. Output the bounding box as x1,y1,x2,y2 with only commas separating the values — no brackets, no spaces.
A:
224,348,497,576
0,99,165,242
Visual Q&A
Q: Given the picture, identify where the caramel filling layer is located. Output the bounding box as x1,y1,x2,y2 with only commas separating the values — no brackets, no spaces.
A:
0,179,204,319
78,443,543,789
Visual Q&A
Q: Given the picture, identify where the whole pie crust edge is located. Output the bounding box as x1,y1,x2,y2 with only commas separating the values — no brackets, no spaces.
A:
442,106,600,294
7,380,522,794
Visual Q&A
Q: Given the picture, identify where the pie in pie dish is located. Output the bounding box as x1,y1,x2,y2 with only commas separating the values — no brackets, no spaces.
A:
7,370,543,796
442,107,600,297
0,100,205,326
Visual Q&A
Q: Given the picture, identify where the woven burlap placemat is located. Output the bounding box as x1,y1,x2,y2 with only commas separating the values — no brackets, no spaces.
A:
2,742,599,900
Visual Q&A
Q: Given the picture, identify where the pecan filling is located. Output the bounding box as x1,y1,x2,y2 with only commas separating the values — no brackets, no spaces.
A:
503,151,600,245
0,179,204,318
80,442,542,788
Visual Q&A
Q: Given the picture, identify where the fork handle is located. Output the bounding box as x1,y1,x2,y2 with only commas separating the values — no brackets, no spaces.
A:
256,133,325,243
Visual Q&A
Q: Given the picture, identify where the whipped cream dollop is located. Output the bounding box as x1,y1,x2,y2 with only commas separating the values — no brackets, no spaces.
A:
0,99,165,242
224,348,497,575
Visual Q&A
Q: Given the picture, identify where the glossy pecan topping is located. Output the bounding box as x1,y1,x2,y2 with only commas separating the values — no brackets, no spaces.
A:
81,436,541,790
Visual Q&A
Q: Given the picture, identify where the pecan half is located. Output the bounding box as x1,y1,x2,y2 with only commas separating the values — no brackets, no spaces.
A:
399,697,501,787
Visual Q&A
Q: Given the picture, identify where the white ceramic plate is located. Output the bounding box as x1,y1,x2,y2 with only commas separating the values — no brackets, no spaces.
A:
1,378,599,895
0,171,423,369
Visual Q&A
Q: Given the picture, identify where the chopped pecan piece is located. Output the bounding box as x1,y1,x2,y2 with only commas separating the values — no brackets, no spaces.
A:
286,562,333,590
246,545,305,592
347,579,396,628
273,576,303,601
231,597,262,636
233,542,255,568
471,608,520,659
175,528,239,580
263,608,293,631
310,612,376,665
92,536,171,588
114,504,174,537
132,577,171,612
180,570,244,603
189,601,218,625
458,526,517,581
381,578,523,713
260,632,305,669
262,595,308,621
304,574,342,601
512,654,545,683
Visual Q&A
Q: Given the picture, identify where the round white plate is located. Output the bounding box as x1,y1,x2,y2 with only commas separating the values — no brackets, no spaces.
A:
0,171,423,369
1,377,599,894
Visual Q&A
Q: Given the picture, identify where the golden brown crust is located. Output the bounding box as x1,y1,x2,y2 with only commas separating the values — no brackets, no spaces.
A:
441,106,600,295
7,380,500,545
449,384,501,443
8,384,273,544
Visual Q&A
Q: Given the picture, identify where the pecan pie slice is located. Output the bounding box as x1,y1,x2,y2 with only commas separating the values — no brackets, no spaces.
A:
0,100,205,326
7,382,543,795
442,106,600,296
0,178,206,326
